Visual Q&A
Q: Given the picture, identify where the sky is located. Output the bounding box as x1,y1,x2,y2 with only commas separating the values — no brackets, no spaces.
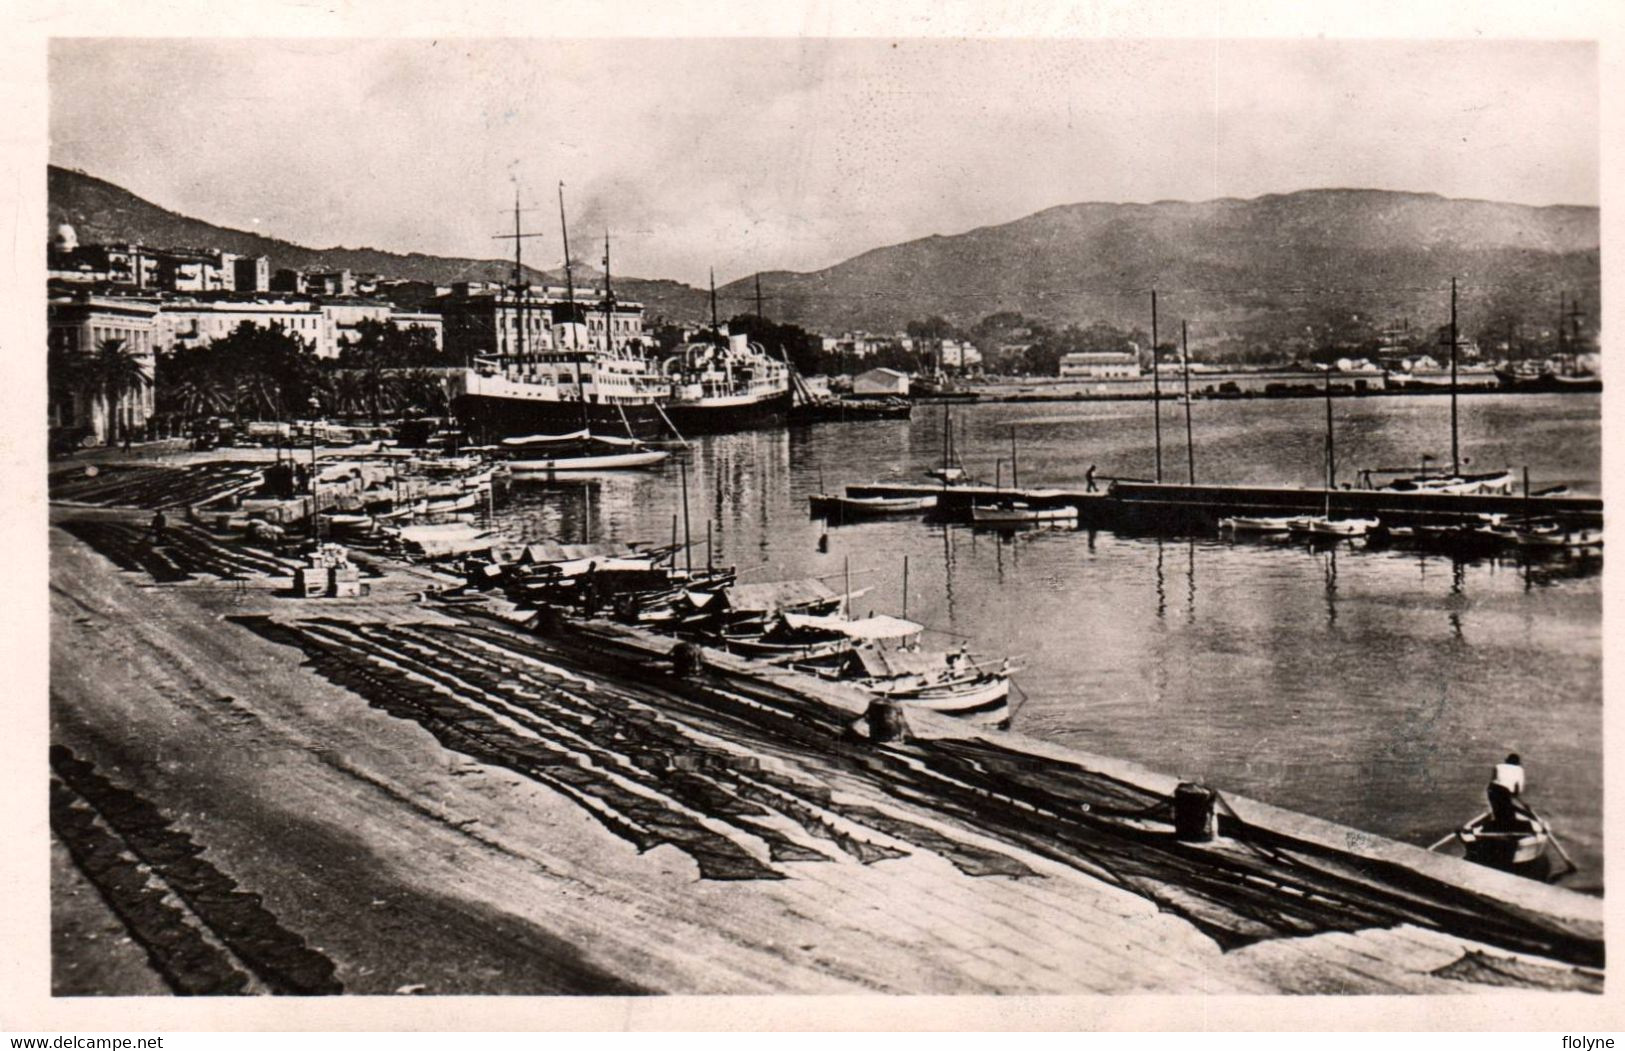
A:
49,37,1597,287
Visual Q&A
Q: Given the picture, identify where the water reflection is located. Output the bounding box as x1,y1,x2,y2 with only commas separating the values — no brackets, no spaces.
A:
485,399,1601,879
1321,544,1338,628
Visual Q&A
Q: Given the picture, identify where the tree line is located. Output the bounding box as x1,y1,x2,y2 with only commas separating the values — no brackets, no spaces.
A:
48,318,454,444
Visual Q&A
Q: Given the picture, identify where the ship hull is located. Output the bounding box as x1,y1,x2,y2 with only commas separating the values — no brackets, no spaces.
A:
1495,371,1603,394
663,389,794,436
456,393,672,443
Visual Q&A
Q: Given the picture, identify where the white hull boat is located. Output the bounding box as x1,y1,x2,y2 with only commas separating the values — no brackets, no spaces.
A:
972,502,1078,525
509,450,670,473
1219,515,1298,534
1290,516,1379,538
811,493,939,516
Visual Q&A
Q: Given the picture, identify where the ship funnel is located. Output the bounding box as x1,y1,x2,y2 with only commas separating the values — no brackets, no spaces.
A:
729,332,750,354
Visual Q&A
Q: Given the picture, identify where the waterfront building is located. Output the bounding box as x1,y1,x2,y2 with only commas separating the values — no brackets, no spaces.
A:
307,269,357,297
853,366,910,396
234,255,270,293
939,339,982,371
47,292,160,443
1059,350,1142,379
434,284,643,365
154,297,443,359
323,301,443,357
271,268,308,294
155,298,327,355
87,243,161,289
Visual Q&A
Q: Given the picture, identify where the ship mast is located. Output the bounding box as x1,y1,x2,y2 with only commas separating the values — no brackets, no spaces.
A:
601,230,617,359
1565,293,1585,371
558,183,590,429
709,268,722,346
558,182,577,349
1448,276,1459,476
491,184,544,367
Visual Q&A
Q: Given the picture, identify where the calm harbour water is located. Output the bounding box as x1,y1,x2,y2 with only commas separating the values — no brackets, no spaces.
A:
490,393,1603,886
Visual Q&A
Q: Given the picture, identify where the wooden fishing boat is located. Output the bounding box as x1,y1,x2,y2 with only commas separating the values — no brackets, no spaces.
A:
421,489,482,514
373,500,426,522
320,512,378,537
1474,518,1603,552
809,492,938,517
884,676,1011,726
1218,515,1298,534
502,429,670,473
1457,811,1552,872
971,501,1078,525
509,450,669,473
1289,515,1380,538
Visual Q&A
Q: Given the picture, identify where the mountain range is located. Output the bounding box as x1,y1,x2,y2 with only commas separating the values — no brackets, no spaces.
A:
48,166,710,319
50,166,1599,348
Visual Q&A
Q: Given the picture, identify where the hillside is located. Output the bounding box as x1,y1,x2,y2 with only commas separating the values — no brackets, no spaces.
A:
723,190,1600,345
47,166,712,321
50,166,1599,348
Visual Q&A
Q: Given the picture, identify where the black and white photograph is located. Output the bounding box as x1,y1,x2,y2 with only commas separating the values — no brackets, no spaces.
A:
5,1,1620,1033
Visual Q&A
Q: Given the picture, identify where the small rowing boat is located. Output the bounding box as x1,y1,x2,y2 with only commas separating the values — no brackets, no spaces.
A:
1218,515,1298,534
509,450,670,473
971,501,1078,525
809,493,938,517
1289,515,1380,538
1453,810,1553,874
503,429,671,473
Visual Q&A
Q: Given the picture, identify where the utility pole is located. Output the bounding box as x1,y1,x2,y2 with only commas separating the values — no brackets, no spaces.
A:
1151,290,1162,483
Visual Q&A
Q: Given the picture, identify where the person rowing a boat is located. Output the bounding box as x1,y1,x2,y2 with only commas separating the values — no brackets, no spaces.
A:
1486,753,1533,831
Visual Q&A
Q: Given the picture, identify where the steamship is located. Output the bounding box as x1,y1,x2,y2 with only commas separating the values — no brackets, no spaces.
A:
661,331,793,435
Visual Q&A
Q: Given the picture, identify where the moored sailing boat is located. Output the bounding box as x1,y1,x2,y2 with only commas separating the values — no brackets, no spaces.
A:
501,429,669,472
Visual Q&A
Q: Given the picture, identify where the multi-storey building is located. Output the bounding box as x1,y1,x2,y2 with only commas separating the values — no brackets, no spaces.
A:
234,255,271,293
1059,350,1142,379
434,284,643,365
47,292,160,443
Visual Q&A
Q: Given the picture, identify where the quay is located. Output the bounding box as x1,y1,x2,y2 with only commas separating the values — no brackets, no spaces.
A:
842,480,1604,531
47,477,1604,996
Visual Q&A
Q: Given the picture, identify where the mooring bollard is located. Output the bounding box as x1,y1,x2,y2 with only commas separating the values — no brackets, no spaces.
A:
865,698,909,743
670,641,706,679
1173,781,1217,842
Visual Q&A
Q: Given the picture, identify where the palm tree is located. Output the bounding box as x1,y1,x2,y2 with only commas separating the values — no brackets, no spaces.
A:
85,339,151,445
318,369,368,420
166,372,232,420
399,367,449,416
230,371,282,424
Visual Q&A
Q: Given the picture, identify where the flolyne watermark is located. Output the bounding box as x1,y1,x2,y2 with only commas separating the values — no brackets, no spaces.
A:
1562,1039,1615,1050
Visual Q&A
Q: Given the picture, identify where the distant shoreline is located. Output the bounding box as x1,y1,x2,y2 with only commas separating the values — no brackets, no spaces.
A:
915,384,1599,405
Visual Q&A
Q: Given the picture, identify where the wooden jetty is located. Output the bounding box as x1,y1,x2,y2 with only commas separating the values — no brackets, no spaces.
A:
843,480,1603,532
